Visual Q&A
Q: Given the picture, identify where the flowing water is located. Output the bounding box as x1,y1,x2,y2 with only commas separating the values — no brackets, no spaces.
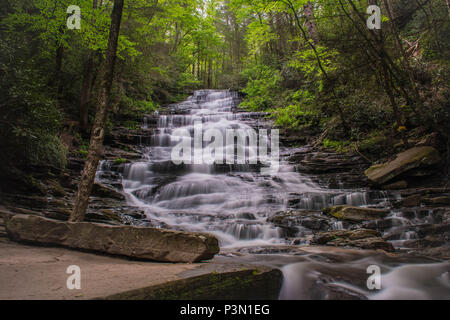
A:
101,90,450,299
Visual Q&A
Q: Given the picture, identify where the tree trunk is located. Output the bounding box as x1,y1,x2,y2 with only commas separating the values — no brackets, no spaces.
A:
70,0,125,223
207,59,212,88
80,56,96,133
79,0,99,134
303,1,319,43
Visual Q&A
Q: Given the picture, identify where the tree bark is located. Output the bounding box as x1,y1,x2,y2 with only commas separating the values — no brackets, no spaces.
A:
70,0,125,223
79,0,99,134
303,1,319,43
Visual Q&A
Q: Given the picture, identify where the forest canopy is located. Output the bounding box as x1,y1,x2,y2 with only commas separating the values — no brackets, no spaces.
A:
0,0,449,173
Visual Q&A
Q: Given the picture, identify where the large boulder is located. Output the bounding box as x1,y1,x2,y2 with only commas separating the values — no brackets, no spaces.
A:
365,146,441,185
5,214,219,263
323,206,389,222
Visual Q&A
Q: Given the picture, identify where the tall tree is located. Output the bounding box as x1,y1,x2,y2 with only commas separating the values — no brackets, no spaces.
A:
79,0,99,134
70,0,125,223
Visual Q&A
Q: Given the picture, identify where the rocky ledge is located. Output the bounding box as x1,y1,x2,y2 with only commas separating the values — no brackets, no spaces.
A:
311,229,395,252
102,268,282,300
5,214,220,263
323,206,389,222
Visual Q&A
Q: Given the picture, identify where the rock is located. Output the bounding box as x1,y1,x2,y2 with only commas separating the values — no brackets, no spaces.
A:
400,187,450,197
102,146,142,161
92,183,125,200
424,196,450,206
267,210,331,232
415,132,444,149
312,229,395,252
101,268,283,300
394,194,424,208
365,146,441,185
394,195,450,208
330,237,394,252
313,229,380,244
46,179,67,197
323,206,389,222
416,223,450,238
5,214,219,263
289,150,370,189
383,180,408,190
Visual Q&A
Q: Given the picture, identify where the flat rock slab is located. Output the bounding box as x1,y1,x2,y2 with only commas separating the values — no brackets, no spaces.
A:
5,214,219,263
364,146,441,185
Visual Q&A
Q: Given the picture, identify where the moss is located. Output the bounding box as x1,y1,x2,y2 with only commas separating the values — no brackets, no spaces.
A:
408,147,441,165
359,134,389,155
364,163,386,175
113,158,128,165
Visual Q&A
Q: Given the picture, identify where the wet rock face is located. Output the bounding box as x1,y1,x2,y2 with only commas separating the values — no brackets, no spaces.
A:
6,214,220,263
102,268,283,300
267,210,331,233
365,146,441,185
289,150,370,189
311,229,395,252
92,182,125,200
323,206,389,222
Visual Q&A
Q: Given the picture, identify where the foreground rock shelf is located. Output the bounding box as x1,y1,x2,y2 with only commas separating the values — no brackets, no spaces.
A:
0,239,282,300
101,268,282,300
5,214,219,263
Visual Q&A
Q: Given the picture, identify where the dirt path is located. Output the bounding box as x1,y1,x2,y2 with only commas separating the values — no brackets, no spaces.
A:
0,239,200,300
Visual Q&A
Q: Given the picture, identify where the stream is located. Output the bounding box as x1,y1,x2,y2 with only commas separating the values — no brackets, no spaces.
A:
100,90,450,299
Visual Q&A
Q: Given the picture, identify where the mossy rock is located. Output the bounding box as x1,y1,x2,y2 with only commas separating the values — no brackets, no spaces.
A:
323,206,388,222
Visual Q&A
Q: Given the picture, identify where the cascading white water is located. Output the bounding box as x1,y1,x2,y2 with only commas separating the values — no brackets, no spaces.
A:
121,90,380,247
111,90,450,299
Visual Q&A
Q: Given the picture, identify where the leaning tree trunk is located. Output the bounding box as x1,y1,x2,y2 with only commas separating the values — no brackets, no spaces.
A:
79,0,99,134
70,0,125,223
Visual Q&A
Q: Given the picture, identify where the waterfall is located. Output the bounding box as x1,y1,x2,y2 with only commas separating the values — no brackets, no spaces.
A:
105,89,450,299
120,90,388,246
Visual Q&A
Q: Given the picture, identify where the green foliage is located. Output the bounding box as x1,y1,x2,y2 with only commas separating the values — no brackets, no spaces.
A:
240,64,281,111
322,139,349,153
79,143,89,159
358,132,390,156
1,0,449,175
269,104,315,129
0,33,66,168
